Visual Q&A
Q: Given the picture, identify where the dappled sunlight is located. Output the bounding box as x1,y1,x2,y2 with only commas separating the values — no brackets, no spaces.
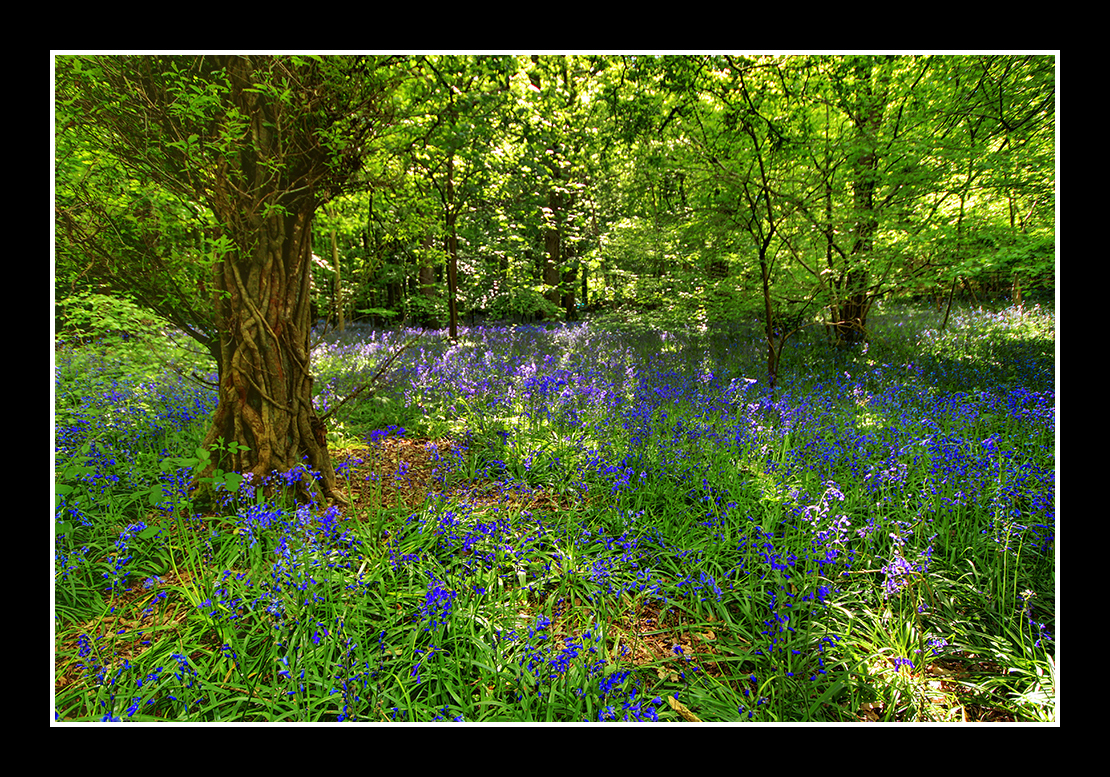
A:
55,50,1055,723
54,304,1055,722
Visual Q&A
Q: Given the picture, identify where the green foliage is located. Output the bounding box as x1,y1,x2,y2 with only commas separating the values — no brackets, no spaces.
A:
57,54,1053,335
56,292,169,345
485,284,564,323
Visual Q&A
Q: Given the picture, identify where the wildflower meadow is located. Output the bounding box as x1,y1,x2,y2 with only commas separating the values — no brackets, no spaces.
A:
53,301,1057,723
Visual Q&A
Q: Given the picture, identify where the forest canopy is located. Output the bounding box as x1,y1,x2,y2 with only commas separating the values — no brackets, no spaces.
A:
55,53,1056,338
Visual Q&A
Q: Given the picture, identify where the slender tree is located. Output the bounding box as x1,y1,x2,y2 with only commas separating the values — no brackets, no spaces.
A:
520,55,602,321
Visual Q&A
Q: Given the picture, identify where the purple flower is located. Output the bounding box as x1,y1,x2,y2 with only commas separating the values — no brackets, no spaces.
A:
891,656,915,672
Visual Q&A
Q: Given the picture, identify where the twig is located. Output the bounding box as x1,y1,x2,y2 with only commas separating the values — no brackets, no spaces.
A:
318,332,422,424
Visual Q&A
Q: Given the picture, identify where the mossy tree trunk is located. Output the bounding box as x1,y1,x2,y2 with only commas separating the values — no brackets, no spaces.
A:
193,56,350,505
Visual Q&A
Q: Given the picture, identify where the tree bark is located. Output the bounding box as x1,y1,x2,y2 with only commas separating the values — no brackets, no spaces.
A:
562,241,577,321
200,207,343,506
759,250,778,390
543,189,562,310
194,55,361,506
446,154,460,339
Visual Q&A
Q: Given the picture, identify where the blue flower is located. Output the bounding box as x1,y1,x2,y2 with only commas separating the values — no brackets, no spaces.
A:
891,656,915,672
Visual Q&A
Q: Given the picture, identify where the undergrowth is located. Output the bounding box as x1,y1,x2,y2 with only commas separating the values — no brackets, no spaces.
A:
53,301,1057,723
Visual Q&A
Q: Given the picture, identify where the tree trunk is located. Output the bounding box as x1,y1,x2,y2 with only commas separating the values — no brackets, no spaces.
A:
835,272,870,345
418,263,436,297
446,154,460,339
759,249,778,390
200,206,343,507
562,241,577,321
330,212,345,333
416,232,438,327
834,56,888,345
543,188,562,310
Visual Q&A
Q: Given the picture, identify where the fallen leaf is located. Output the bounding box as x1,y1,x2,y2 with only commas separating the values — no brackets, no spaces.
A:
668,695,702,722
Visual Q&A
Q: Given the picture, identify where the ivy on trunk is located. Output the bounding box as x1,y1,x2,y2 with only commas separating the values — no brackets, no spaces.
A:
201,206,339,505
57,54,399,506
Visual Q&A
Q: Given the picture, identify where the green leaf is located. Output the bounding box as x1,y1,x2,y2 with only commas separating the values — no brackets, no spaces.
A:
221,472,245,492
146,484,168,506
137,525,164,540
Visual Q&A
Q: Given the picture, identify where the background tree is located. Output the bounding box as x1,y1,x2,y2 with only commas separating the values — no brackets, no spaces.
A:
405,55,513,336
516,55,607,321
595,53,1053,353
928,55,1056,316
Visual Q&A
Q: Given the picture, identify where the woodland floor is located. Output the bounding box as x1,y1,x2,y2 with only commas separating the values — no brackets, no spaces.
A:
325,439,1023,722
56,436,1027,722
